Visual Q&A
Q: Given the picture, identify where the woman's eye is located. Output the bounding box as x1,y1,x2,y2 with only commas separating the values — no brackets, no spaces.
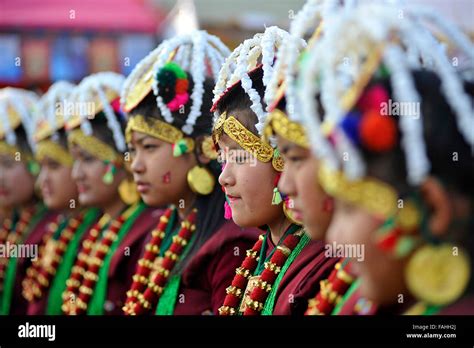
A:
144,144,157,150
49,162,60,170
83,154,95,163
288,156,303,163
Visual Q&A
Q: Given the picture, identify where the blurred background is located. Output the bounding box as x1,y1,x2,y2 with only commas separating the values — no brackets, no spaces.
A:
0,0,472,91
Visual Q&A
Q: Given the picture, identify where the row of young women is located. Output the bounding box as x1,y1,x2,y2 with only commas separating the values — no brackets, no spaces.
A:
0,0,473,316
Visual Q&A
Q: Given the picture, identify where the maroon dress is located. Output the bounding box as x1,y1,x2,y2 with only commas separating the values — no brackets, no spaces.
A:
439,296,474,315
10,211,59,315
173,221,260,315
263,236,339,315
104,207,163,315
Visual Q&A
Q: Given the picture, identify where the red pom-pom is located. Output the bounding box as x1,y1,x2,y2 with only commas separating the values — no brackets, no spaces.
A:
356,84,389,113
359,109,397,152
175,79,189,94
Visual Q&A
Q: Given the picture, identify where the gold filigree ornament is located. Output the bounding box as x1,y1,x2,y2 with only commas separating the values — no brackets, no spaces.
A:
122,64,156,113
68,129,122,164
263,109,309,149
405,244,470,306
212,112,284,172
187,166,215,196
201,136,218,160
0,141,20,157
125,114,194,152
318,162,398,219
118,179,141,205
35,140,74,167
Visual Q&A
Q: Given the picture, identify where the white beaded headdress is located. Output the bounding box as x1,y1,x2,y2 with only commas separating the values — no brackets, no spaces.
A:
298,2,474,185
212,26,294,138
69,72,126,152
266,0,356,121
0,87,39,151
121,30,231,135
35,80,75,141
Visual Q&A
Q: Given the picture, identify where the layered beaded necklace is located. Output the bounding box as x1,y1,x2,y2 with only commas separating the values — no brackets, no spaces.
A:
0,207,36,293
22,213,84,302
219,224,307,315
305,259,355,315
123,207,198,315
62,205,136,315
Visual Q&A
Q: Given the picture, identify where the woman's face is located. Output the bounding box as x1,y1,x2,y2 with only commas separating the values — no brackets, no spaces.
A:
0,154,35,209
327,198,409,306
218,134,282,228
277,135,333,240
70,144,124,208
128,131,196,207
38,157,78,210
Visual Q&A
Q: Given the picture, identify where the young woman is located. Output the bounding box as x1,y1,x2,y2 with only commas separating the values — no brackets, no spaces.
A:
121,30,260,315
21,81,102,315
213,27,337,316
0,87,58,315
60,72,161,315
262,0,361,315
297,3,474,315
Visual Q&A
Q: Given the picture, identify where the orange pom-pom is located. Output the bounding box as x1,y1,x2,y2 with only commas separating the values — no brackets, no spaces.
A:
359,109,397,152
175,79,189,94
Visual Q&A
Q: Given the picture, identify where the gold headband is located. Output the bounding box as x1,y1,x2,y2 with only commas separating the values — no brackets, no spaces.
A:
126,114,221,160
68,129,121,163
126,114,184,144
213,112,284,171
35,140,74,167
0,141,34,162
0,141,20,157
263,109,309,149
318,162,398,219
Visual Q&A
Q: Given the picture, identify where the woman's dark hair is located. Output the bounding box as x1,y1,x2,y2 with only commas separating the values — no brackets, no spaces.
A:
215,66,266,136
89,110,127,153
129,74,226,275
13,125,33,157
52,129,69,150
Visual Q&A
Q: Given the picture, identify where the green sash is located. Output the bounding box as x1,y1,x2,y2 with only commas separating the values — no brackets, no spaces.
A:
87,202,146,315
261,233,310,315
0,204,48,315
46,208,100,315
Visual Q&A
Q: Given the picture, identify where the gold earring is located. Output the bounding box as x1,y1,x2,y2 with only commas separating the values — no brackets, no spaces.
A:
118,179,140,205
283,202,302,225
405,243,470,306
187,166,215,195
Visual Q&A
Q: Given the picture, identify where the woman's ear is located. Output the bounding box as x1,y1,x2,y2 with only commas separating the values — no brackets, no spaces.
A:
420,176,452,237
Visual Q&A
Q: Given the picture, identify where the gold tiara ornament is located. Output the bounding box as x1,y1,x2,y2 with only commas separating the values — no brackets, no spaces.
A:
263,109,309,149
0,141,20,157
212,112,284,171
68,129,121,164
35,140,74,167
318,162,398,219
125,114,183,145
